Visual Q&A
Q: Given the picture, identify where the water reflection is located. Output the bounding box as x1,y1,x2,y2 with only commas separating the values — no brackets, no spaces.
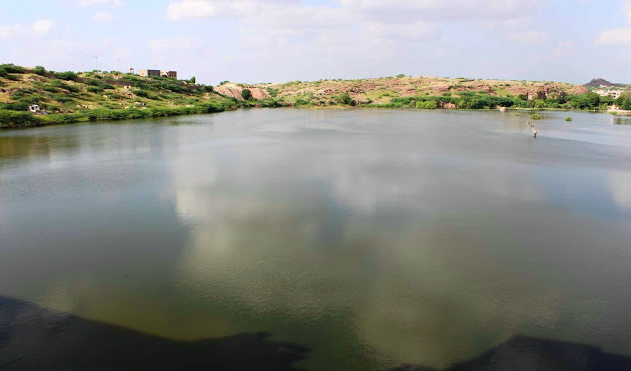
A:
0,296,309,371
2,110,631,370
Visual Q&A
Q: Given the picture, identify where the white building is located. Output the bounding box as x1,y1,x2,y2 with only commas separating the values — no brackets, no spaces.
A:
595,89,623,99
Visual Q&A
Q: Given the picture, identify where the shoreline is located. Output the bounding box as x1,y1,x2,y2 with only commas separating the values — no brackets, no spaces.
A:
0,105,614,130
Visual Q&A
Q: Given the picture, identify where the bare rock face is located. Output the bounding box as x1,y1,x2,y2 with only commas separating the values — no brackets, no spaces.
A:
213,83,270,101
568,85,590,95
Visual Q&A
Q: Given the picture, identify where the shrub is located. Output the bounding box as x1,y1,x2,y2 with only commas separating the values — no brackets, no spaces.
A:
34,66,47,75
0,110,43,128
133,89,149,98
0,64,25,74
335,92,352,105
565,117,573,122
530,114,543,120
43,85,60,93
241,89,252,100
416,100,438,109
0,101,30,111
49,79,80,92
55,71,78,81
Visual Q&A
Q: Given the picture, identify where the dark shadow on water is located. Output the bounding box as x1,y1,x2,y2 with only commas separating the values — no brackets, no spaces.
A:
0,296,310,370
392,335,631,371
3,296,631,371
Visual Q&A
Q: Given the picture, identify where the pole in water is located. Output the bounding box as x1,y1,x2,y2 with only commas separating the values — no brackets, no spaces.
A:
528,122,537,138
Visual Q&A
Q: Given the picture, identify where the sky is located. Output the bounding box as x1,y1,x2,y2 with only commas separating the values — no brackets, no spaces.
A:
1,0,631,85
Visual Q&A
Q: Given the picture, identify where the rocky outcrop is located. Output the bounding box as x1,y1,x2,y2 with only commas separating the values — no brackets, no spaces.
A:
213,83,270,101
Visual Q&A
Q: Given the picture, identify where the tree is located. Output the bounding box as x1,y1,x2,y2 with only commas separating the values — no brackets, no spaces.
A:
335,92,352,105
241,89,252,100
190,76,196,84
34,66,47,76
615,92,631,110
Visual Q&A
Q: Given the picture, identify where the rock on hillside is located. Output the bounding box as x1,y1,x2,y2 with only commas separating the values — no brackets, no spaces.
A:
213,83,270,100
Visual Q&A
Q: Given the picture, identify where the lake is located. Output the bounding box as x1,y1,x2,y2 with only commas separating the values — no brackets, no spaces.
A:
1,108,631,370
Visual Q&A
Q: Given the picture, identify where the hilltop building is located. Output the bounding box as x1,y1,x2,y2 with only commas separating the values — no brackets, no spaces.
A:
161,71,177,78
138,69,160,77
137,69,177,79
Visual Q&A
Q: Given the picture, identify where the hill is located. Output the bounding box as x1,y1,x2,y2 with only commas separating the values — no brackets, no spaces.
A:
585,78,616,87
0,64,270,128
255,76,590,109
0,63,625,129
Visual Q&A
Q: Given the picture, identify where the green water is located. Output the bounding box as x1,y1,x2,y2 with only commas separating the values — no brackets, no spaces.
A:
1,109,631,370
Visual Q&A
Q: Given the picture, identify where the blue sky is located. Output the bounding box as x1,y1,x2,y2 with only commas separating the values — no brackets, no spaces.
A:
1,0,631,85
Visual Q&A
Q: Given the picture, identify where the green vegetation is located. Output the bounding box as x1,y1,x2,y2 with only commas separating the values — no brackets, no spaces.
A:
416,100,438,109
55,71,79,81
34,66,47,76
335,92,353,105
565,117,573,122
241,89,252,100
615,92,631,110
0,64,243,129
530,114,543,120
0,102,236,129
369,91,611,111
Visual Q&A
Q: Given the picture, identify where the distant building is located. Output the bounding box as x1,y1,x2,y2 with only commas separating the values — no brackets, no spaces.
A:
595,89,623,99
161,70,177,79
128,67,135,74
138,69,161,77
28,104,41,113
134,69,177,79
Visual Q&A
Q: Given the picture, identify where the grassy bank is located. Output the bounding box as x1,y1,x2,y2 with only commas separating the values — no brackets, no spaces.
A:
0,102,241,129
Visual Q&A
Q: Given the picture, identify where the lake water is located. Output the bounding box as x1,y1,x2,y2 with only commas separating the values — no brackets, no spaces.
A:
1,109,631,370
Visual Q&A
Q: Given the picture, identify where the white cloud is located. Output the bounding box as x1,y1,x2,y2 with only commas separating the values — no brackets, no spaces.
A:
596,0,631,45
508,30,549,45
167,0,215,20
93,12,115,22
0,20,54,39
149,35,200,53
167,0,301,20
552,41,575,58
32,20,54,36
77,0,123,6
341,0,548,23
597,27,631,45
368,21,436,41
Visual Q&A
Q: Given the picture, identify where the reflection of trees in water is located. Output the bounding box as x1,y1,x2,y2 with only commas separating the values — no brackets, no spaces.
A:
0,134,57,160
612,117,631,126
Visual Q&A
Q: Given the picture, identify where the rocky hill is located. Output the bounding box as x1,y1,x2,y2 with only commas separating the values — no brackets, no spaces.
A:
585,78,616,87
256,76,589,107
